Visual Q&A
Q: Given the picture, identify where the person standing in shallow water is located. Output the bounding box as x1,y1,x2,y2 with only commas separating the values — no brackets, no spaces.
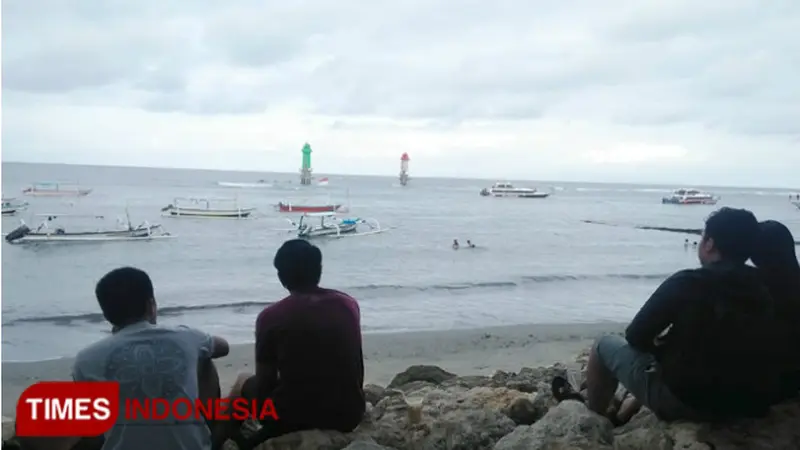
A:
577,207,783,424
223,239,365,449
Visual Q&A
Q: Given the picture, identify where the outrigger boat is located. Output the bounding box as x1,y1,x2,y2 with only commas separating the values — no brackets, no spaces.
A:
286,212,388,239
3,211,172,244
2,198,29,216
22,181,92,197
276,202,342,213
161,197,255,219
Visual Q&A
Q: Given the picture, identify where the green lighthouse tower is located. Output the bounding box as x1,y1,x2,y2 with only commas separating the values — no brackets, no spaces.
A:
300,142,312,185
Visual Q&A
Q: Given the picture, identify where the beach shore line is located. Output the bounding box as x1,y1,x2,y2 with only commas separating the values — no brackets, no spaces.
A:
1,322,625,417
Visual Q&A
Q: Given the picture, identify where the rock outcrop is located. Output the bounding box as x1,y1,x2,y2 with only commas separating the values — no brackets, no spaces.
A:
5,350,800,450
227,348,800,450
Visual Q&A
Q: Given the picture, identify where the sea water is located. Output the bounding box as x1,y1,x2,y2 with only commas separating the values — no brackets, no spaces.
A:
2,162,798,361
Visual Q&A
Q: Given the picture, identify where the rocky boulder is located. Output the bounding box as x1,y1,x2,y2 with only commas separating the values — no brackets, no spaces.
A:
387,365,457,389
6,358,800,450
239,361,800,450
494,400,614,450
613,396,800,450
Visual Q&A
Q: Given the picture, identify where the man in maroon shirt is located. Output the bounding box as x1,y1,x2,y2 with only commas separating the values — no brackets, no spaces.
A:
227,239,365,449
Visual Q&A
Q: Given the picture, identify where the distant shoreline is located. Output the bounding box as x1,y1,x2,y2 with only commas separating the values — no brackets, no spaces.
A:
3,161,797,190
1,321,626,417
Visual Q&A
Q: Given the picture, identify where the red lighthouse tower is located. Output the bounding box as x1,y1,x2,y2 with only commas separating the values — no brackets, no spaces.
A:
399,153,410,186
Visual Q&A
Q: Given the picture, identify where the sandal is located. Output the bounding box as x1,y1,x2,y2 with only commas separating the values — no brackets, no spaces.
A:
609,389,641,427
551,377,635,427
551,375,586,403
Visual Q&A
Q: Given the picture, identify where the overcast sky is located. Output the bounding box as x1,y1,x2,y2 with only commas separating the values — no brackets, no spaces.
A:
2,0,799,187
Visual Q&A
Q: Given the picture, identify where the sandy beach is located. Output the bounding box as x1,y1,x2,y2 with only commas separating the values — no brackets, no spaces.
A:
1,322,625,418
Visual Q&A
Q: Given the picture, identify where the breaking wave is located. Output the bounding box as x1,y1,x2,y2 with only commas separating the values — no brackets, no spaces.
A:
4,271,670,326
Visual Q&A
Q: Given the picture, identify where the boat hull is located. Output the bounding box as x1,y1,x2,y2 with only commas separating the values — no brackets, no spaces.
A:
662,197,717,205
2,200,28,215
482,190,549,198
5,227,169,244
22,189,92,197
8,234,169,243
278,204,341,213
217,182,272,188
499,192,549,198
298,223,358,238
480,184,549,198
163,207,254,218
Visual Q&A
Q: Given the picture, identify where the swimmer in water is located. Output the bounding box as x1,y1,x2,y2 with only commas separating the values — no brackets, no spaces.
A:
684,238,689,249
692,241,698,248
467,240,476,248
452,239,459,250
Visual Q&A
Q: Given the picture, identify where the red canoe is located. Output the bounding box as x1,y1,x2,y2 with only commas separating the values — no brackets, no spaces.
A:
277,202,341,213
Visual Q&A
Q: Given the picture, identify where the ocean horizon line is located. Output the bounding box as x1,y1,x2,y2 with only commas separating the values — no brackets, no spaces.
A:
2,160,798,191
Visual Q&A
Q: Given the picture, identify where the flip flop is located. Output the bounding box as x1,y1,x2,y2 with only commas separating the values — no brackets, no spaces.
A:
551,377,633,427
551,375,586,403
609,389,640,427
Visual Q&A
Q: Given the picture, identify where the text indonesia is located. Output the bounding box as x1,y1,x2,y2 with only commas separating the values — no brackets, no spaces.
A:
16,382,279,437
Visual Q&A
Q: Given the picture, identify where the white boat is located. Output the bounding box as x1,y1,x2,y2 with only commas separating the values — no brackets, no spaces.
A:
2,198,29,216
4,212,172,244
161,197,255,219
480,182,550,198
286,212,388,239
662,188,718,205
22,181,92,197
217,180,272,188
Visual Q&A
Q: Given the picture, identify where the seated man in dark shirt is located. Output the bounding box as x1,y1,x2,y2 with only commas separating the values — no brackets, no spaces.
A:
227,239,365,449
584,207,783,424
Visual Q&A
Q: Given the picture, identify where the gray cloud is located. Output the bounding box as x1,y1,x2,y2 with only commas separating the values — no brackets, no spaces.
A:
2,0,799,169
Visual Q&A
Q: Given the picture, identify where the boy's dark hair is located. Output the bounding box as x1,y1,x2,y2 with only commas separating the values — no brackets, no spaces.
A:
703,207,760,263
274,239,322,291
95,267,154,327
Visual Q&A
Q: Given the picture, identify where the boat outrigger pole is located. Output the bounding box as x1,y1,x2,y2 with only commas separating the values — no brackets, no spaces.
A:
125,205,133,231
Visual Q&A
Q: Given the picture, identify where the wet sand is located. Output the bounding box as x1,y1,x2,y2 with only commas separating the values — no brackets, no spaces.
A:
1,322,625,417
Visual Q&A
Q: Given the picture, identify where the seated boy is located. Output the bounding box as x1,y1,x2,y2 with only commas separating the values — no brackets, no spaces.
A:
226,240,365,448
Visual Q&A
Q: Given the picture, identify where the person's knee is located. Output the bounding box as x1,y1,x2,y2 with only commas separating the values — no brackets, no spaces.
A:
229,372,253,397
593,334,627,367
590,337,602,359
235,372,252,388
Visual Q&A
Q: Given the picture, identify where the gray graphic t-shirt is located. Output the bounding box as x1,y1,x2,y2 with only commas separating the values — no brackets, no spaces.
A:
72,322,214,450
